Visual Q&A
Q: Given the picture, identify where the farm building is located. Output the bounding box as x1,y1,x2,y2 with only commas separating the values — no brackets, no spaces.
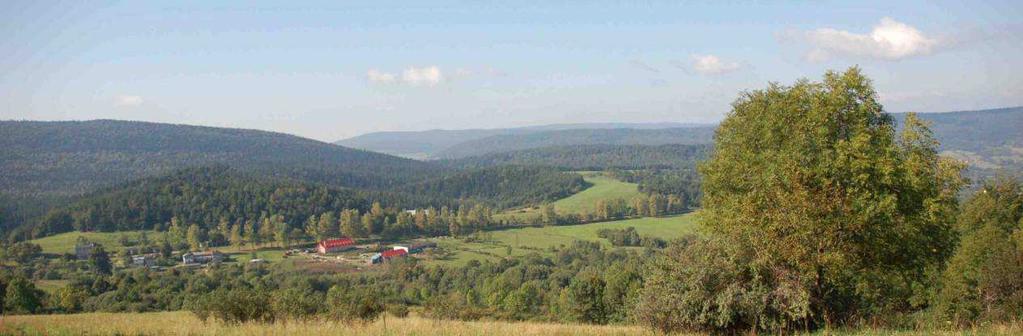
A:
316,237,356,254
182,251,225,265
369,249,408,264
392,242,437,254
131,253,159,267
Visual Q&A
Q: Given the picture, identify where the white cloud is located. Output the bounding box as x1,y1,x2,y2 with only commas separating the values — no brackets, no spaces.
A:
114,95,144,107
791,17,940,61
690,54,740,75
367,66,444,86
367,69,396,83
402,66,443,86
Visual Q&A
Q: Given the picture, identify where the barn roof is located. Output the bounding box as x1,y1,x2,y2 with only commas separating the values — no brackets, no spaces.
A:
318,237,355,248
380,249,407,258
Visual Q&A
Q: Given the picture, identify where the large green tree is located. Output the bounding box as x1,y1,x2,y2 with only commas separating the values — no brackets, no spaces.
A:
643,68,964,332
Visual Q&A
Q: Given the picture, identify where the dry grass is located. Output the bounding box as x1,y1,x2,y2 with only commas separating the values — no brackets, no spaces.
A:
2,312,1019,336
0,311,656,336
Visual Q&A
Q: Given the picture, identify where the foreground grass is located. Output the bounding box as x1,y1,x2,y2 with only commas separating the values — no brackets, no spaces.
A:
432,213,699,266
1,312,1018,336
0,311,655,336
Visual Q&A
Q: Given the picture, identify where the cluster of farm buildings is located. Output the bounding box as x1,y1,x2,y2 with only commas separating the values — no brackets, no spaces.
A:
315,237,437,264
75,237,436,268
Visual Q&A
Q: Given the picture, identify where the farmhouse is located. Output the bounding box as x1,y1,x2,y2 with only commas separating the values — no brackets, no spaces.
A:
131,253,159,267
369,249,408,264
181,251,225,265
316,237,356,254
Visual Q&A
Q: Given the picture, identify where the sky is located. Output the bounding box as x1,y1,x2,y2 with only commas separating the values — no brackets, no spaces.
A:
2,1,1021,142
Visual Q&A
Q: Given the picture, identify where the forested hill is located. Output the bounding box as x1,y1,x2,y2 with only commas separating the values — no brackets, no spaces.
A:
335,122,705,159
0,119,446,198
436,127,717,159
21,166,453,239
399,165,590,209
442,144,711,170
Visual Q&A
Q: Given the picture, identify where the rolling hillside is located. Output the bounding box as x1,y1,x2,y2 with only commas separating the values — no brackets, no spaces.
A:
0,120,453,236
0,120,446,198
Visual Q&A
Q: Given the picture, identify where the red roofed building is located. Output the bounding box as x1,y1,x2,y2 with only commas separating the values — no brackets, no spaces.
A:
316,237,355,254
371,249,408,264
381,249,407,258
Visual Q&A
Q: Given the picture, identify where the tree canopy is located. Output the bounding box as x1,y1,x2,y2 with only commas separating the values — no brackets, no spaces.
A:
643,67,966,333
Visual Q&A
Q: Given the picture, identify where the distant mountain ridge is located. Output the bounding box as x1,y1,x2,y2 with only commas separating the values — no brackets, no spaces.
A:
335,122,712,159
441,144,712,170
335,107,1023,170
435,127,717,159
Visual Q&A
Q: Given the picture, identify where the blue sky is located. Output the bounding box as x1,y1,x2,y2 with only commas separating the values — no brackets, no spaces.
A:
2,1,1021,141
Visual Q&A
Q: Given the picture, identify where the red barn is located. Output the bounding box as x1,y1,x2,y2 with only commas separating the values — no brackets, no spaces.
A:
370,249,409,264
381,249,407,259
316,237,355,254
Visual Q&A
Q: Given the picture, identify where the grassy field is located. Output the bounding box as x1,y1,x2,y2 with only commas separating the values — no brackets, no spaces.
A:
497,172,643,222
27,230,165,255
553,173,642,214
2,311,1019,336
0,311,656,336
431,213,700,266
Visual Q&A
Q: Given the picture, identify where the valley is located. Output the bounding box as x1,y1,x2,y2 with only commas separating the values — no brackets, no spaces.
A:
1,71,1020,335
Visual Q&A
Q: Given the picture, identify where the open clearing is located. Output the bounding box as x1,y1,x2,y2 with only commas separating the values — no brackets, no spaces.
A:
28,230,165,255
552,172,642,214
497,172,643,222
430,213,700,266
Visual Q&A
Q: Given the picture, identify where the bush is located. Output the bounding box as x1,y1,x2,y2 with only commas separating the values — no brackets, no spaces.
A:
270,287,322,321
326,285,384,323
189,287,274,324
635,237,813,334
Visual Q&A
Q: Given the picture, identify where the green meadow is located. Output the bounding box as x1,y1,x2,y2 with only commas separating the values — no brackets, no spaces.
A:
497,172,643,222
431,213,700,266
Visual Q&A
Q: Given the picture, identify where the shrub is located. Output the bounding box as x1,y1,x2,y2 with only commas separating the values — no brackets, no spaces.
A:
636,237,813,334
326,285,384,323
933,178,1023,325
270,287,322,321
189,287,274,324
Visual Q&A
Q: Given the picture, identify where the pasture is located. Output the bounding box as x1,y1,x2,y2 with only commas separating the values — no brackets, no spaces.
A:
497,172,643,222
431,213,700,266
